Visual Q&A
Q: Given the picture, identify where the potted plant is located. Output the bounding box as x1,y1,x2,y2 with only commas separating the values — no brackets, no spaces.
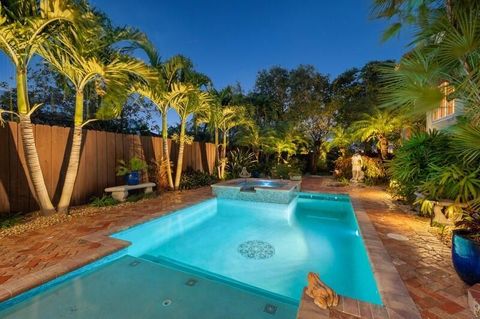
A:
452,210,480,285
289,168,302,181
418,164,480,285
116,157,148,185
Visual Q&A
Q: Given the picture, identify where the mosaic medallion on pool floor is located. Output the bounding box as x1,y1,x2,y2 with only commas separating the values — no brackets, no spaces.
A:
238,240,275,259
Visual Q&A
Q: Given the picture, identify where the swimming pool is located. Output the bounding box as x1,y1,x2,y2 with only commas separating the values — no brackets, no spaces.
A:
0,192,382,318
113,193,381,305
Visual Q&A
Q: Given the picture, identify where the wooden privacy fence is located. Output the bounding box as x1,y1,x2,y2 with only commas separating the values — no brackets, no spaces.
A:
0,122,216,214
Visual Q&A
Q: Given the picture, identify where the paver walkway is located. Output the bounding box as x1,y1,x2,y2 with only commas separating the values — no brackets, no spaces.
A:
301,176,471,319
0,177,473,319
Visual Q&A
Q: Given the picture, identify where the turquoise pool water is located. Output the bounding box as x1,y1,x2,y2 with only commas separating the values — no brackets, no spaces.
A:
0,192,382,318
113,193,382,305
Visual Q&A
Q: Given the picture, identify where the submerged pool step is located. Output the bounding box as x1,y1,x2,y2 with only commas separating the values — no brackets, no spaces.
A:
0,255,298,319
140,254,299,307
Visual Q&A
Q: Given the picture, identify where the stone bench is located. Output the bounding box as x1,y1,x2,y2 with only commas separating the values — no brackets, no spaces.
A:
104,182,156,202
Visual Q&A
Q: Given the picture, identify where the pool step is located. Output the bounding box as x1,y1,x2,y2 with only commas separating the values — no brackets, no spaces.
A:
0,255,298,319
140,254,299,307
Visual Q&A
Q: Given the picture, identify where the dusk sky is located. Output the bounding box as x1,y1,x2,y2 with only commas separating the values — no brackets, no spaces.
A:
0,0,411,92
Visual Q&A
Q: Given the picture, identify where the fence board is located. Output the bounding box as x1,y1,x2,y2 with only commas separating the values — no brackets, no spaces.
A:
0,124,10,212
105,132,116,188
0,122,216,214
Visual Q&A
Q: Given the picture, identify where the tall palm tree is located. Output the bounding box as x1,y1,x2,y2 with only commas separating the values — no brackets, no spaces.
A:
352,109,403,160
236,124,263,161
167,83,212,189
132,55,192,189
196,99,223,176
216,105,251,179
39,28,152,213
0,0,77,213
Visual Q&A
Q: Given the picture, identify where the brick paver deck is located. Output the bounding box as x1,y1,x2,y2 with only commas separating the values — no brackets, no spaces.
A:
0,177,473,318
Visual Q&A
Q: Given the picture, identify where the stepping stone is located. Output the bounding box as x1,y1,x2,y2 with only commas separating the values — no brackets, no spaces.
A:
469,284,480,318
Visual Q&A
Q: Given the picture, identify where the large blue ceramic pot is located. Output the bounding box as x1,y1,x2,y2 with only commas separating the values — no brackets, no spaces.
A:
452,229,480,285
126,171,140,185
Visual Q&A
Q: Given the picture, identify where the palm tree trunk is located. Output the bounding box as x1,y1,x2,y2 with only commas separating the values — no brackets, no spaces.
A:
162,113,174,189
214,127,220,177
174,119,187,189
220,130,227,179
58,91,84,213
17,70,55,214
379,135,388,160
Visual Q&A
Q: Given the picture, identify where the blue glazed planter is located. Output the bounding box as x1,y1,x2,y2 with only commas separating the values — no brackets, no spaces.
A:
126,171,140,185
452,229,480,285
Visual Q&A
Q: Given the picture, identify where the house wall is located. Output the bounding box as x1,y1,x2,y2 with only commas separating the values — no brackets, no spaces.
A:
426,99,464,131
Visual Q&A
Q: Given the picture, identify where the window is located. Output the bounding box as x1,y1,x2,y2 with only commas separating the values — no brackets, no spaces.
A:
432,82,455,121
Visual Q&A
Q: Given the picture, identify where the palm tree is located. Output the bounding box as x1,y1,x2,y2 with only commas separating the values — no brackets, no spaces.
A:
0,0,77,213
352,109,403,160
262,125,306,163
132,55,192,190
195,99,223,176
216,105,252,179
39,27,152,213
329,126,353,157
167,83,212,189
236,124,263,160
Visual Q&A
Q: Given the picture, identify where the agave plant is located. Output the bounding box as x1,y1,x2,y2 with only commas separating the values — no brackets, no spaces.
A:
0,0,78,213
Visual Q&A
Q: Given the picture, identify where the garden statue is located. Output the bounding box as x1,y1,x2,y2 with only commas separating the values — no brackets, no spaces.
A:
306,272,339,309
350,153,364,183
239,167,251,178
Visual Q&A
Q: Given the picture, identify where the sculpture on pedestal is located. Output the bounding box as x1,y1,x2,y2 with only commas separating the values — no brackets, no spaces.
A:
350,153,364,183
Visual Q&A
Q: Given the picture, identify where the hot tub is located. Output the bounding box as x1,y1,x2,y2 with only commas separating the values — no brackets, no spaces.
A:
211,178,301,204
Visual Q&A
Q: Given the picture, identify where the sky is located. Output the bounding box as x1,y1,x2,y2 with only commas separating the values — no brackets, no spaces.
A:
0,0,411,90
0,0,411,126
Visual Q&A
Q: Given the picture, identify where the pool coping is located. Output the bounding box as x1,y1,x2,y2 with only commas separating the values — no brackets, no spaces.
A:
211,178,301,192
297,191,422,319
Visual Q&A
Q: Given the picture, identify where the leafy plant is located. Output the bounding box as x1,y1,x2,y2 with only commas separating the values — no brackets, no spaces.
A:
116,157,148,176
126,192,156,203
363,156,387,184
0,213,24,229
179,169,217,190
387,130,453,201
90,195,119,207
271,160,302,179
227,148,257,178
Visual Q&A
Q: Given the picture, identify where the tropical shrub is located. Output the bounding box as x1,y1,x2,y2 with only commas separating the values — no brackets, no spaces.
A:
387,131,453,201
362,156,387,184
179,169,217,190
116,157,148,176
90,195,119,207
271,160,302,179
227,148,257,178
333,157,352,180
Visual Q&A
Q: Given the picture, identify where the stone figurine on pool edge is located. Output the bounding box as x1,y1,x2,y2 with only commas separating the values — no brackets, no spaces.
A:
306,272,339,309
